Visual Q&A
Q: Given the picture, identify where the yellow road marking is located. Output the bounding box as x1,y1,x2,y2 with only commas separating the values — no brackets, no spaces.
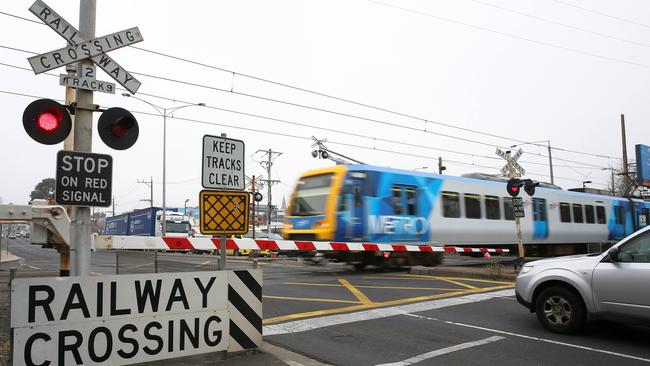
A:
90,272,103,276
284,282,459,291
197,261,212,267
339,279,373,305
264,295,361,304
127,263,153,269
363,276,478,289
263,284,514,324
398,273,514,286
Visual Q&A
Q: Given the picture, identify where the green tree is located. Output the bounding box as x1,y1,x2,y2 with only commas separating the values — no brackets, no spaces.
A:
30,178,56,201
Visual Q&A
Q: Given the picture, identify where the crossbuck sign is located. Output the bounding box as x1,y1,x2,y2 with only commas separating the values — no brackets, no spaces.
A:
496,148,525,177
27,0,142,94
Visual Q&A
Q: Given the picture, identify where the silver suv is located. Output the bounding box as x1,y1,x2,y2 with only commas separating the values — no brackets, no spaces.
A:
516,226,650,334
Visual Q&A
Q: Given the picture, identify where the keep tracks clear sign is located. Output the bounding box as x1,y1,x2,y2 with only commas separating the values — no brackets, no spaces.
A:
11,272,229,365
202,135,245,190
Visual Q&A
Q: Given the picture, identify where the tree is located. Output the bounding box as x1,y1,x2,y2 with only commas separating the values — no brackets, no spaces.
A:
30,178,56,201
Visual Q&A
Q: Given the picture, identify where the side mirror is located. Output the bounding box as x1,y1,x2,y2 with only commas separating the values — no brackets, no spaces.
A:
608,246,620,262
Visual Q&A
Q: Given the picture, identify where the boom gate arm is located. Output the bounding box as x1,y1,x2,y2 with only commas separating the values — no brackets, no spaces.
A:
0,200,70,246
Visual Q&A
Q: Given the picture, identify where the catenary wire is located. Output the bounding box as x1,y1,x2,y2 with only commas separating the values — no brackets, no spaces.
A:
0,9,622,161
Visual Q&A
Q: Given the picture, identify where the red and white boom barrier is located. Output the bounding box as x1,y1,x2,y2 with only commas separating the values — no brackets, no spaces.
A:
94,236,510,254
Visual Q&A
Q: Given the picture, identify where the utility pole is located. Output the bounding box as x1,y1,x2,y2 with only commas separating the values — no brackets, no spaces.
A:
621,114,631,197
547,141,555,185
112,197,115,216
257,149,282,235
138,177,154,207
70,0,96,277
438,157,446,174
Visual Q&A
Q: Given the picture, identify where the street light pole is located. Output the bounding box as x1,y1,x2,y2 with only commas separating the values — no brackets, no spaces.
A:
122,94,204,236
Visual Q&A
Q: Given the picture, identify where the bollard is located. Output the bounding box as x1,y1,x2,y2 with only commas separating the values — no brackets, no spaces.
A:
253,258,258,269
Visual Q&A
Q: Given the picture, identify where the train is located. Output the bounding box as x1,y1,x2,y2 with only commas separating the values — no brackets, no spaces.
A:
283,164,650,268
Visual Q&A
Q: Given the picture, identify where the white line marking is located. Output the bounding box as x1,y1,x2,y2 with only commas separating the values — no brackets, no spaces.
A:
403,313,650,363
263,289,514,335
22,264,41,270
445,320,650,363
375,336,505,366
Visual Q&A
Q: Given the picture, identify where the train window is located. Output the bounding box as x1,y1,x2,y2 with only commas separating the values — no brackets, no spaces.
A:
503,197,514,220
572,204,584,223
559,202,571,223
596,206,606,224
485,196,500,220
585,205,595,224
442,191,460,218
464,194,481,219
392,187,404,215
406,189,417,216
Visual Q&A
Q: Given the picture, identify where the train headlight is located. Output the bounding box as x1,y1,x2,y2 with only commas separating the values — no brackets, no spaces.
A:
284,222,293,230
315,220,329,229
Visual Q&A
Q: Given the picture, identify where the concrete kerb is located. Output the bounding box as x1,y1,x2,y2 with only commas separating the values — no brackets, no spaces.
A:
0,252,22,270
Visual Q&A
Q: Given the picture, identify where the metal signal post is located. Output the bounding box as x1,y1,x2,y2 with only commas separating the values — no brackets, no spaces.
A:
497,148,526,259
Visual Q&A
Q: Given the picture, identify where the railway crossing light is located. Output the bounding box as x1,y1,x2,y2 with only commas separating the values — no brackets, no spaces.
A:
98,107,139,150
254,192,263,202
311,149,329,159
524,179,539,196
23,99,72,145
506,178,524,197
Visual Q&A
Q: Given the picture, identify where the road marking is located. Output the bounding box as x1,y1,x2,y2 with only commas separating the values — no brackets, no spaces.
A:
90,272,103,276
405,313,650,364
364,275,514,286
397,274,479,290
22,264,41,270
339,279,374,305
263,289,514,333
127,263,153,269
285,282,458,291
374,335,505,366
264,295,362,304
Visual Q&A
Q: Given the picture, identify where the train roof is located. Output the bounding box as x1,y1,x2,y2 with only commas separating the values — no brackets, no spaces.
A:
343,164,633,202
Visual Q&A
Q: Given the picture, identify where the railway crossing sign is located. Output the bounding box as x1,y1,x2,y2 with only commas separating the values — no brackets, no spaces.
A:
27,0,142,93
199,190,250,235
496,148,525,177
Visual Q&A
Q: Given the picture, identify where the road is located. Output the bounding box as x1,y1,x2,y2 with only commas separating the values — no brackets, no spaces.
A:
3,238,649,366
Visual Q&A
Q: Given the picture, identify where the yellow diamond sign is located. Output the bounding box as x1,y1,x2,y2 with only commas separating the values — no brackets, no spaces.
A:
199,190,250,235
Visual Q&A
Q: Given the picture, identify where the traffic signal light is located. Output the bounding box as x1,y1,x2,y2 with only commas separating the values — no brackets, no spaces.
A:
98,107,139,150
506,178,524,197
524,179,539,196
23,99,72,145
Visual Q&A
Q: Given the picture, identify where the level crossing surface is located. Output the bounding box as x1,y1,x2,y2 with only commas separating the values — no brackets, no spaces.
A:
2,238,649,366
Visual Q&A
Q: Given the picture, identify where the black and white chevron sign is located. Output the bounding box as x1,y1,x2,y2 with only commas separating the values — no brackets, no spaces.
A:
227,269,263,351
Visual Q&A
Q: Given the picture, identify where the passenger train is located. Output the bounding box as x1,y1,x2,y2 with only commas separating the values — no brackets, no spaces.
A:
283,164,650,268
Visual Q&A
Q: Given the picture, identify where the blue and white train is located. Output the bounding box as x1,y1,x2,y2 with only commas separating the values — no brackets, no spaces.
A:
283,164,650,267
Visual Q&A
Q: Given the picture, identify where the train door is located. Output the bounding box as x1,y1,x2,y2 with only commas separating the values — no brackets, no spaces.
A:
612,204,626,240
639,208,650,229
532,198,549,240
350,178,365,240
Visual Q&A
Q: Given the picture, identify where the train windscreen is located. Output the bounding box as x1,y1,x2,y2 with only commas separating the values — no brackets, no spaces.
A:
290,174,333,216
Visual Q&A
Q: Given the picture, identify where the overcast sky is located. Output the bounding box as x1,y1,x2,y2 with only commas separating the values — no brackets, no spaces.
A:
1,0,649,213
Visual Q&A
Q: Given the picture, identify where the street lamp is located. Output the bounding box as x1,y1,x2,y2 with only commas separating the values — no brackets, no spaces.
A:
122,93,205,236
582,180,592,188
510,139,554,185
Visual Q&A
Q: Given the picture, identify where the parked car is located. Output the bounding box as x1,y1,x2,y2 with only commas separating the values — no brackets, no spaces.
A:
516,225,650,334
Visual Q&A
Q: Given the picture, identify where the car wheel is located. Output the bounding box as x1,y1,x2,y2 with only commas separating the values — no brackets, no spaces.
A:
535,286,586,334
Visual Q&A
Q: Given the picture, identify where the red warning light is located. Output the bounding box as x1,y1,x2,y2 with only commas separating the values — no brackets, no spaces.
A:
37,111,60,131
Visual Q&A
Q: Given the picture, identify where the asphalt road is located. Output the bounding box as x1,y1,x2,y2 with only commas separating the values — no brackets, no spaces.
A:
3,238,649,366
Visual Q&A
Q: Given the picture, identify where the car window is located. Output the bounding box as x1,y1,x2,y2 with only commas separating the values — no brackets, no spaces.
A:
619,231,650,263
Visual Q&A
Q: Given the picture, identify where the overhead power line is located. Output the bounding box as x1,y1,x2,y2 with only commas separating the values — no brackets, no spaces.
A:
0,54,613,171
0,88,605,187
469,0,650,49
0,9,621,161
552,0,650,30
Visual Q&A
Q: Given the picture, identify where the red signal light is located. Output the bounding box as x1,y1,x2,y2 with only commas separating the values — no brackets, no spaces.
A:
512,186,519,193
23,99,72,145
506,178,523,197
37,111,60,131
